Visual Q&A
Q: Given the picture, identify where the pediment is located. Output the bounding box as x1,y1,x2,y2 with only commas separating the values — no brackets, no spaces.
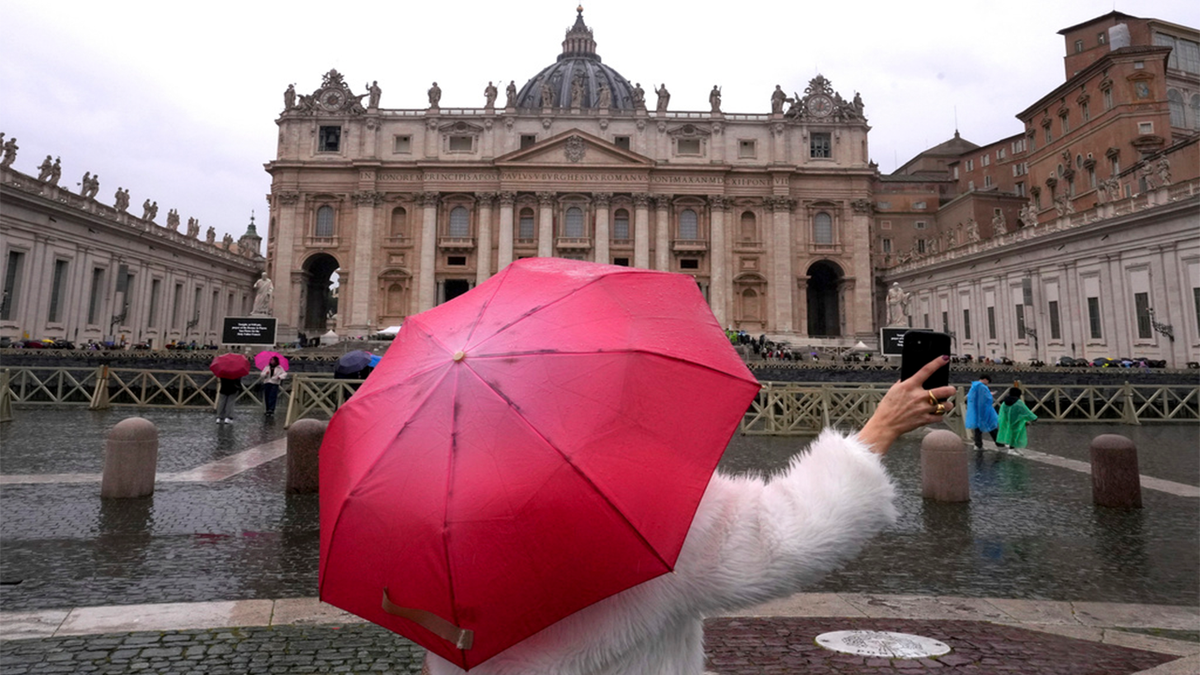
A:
495,129,653,167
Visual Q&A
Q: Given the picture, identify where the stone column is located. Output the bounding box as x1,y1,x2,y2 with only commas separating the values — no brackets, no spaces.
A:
633,193,651,269
418,192,439,312
497,192,515,270
769,197,795,333
349,191,380,331
537,192,555,258
796,276,808,336
850,199,875,339
273,192,301,340
708,195,729,326
593,193,611,265
654,195,671,271
475,192,495,285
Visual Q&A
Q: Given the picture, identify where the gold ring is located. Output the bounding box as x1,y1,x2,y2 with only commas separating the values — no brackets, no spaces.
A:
934,403,946,415
927,391,938,406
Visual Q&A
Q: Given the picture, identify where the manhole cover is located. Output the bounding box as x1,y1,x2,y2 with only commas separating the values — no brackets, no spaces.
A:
816,630,951,658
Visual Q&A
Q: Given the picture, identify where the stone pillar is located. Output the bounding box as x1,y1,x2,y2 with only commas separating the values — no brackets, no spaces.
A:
475,192,495,285
101,417,158,499
633,193,651,269
418,192,438,312
593,193,611,265
850,200,875,339
497,192,515,271
769,197,795,333
287,418,326,493
1090,434,1142,508
654,195,671,271
920,429,970,502
349,191,380,330
709,195,729,326
537,192,555,258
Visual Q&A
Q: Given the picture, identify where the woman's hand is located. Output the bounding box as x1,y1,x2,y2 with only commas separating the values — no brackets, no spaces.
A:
857,355,955,455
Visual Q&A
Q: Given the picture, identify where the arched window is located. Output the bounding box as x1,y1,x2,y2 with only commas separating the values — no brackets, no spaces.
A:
679,209,698,240
390,207,408,237
813,212,833,244
613,209,630,241
1191,94,1200,131
386,283,405,314
518,208,535,240
449,207,470,237
565,207,584,237
1168,89,1185,128
740,211,756,241
316,206,334,237
741,288,760,321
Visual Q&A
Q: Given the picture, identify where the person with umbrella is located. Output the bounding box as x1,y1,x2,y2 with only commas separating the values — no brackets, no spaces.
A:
255,353,288,416
318,259,957,674
209,353,250,424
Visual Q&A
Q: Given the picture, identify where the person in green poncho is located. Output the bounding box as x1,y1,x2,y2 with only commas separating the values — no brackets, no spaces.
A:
996,383,1038,449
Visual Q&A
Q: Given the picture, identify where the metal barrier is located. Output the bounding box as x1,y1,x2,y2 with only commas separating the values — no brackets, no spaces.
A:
2,368,1197,434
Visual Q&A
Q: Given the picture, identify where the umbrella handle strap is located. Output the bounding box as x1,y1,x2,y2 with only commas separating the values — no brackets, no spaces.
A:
382,588,474,650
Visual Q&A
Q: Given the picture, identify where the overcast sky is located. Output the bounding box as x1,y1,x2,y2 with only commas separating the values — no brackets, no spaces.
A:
2,0,1195,245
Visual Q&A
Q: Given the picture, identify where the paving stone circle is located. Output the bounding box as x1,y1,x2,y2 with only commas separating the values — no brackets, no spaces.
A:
815,629,951,658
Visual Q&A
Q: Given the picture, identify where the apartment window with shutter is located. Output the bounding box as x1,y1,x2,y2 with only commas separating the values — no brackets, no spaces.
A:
48,259,69,323
1049,300,1061,340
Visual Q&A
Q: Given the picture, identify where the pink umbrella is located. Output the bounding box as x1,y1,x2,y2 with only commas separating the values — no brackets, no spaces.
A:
209,353,251,379
254,350,289,372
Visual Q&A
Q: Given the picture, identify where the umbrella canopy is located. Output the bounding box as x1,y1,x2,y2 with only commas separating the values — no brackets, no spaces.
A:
209,353,251,379
334,350,372,376
319,258,761,670
367,353,382,368
254,351,290,372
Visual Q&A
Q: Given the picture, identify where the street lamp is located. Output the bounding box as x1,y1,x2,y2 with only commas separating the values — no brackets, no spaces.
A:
1147,308,1174,342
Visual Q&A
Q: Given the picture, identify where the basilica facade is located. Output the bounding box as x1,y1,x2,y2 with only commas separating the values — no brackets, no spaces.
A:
264,9,876,345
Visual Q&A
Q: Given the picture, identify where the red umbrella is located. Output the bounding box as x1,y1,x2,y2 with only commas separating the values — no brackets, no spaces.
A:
209,353,251,379
254,350,289,372
319,258,760,669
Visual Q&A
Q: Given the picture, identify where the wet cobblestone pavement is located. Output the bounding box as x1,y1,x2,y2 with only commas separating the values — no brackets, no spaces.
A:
1,413,1197,611
0,618,1180,674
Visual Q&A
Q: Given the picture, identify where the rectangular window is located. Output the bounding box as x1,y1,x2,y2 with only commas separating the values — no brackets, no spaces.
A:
2,250,26,321
447,256,467,266
1087,297,1102,339
915,221,926,229
192,287,202,327
1098,31,1107,45
987,306,997,340
318,125,341,152
520,134,537,149
1049,300,1061,340
211,289,220,331
1135,292,1152,339
881,238,892,253
809,133,831,158
923,313,930,329
149,279,161,329
941,311,949,333
1060,115,1069,135
1137,121,1153,135
913,201,927,210
676,138,701,155
877,202,891,211
982,155,990,166
172,283,183,329
738,139,756,158
917,239,927,254
87,267,105,325
880,220,892,229
1195,286,1200,333
680,258,699,270
1081,101,1090,121
1074,39,1084,53
48,259,69,323
984,175,992,188
1044,126,1052,144
1015,304,1026,339
613,136,630,151
962,308,972,341
997,148,1006,160
448,136,473,152
965,159,974,171
393,135,411,153
613,257,630,267
1103,88,1113,110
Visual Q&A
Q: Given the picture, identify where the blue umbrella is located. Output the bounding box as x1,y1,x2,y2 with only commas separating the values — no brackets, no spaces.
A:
334,350,372,377
368,353,382,368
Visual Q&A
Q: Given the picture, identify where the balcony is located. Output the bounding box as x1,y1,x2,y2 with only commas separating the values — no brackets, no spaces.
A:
305,236,340,248
383,235,411,248
438,236,475,250
672,239,708,252
610,238,633,248
809,242,843,254
556,237,592,250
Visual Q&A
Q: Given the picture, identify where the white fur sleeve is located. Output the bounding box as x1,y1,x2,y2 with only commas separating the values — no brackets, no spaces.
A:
672,429,897,616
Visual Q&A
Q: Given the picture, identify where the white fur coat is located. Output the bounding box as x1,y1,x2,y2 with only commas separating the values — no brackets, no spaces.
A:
428,430,898,675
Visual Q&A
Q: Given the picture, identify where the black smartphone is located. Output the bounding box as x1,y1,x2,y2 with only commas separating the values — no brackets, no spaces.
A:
900,330,951,390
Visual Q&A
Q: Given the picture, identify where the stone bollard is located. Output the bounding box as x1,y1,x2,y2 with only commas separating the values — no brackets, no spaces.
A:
920,429,970,502
1090,434,1142,508
287,418,327,493
100,417,158,498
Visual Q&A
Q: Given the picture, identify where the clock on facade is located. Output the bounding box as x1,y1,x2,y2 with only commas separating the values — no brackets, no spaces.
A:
807,94,834,117
320,90,346,111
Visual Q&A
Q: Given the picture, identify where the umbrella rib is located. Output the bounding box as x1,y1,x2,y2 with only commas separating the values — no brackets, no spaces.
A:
458,360,675,573
441,366,468,662
467,348,760,388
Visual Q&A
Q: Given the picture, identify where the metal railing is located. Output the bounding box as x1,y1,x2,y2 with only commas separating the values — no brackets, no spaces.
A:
3,369,1197,434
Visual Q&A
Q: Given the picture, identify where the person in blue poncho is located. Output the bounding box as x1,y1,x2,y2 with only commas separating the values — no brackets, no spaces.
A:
965,373,999,450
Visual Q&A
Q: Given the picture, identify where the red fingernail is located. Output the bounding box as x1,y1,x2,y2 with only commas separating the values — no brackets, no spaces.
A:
941,355,950,362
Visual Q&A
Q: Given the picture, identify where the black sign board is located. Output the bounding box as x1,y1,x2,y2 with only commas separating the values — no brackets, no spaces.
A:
880,327,930,357
221,317,277,346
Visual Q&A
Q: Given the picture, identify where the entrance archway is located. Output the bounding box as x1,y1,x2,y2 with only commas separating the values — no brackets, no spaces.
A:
806,260,842,337
302,253,339,333
443,279,471,303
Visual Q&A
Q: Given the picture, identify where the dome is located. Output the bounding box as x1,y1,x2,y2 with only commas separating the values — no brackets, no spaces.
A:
514,8,638,111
